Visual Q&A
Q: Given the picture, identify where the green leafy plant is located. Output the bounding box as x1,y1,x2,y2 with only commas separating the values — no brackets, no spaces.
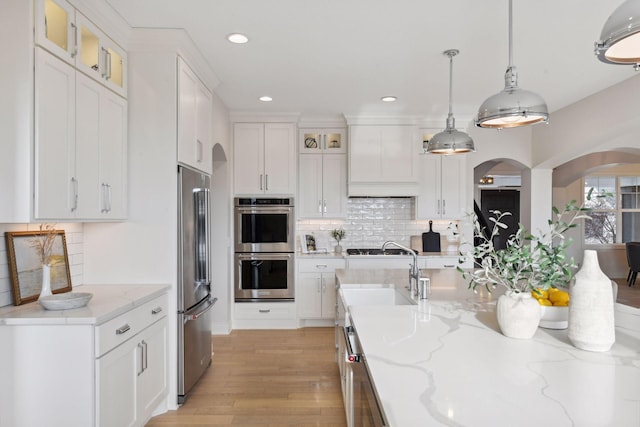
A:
458,196,594,294
331,228,346,243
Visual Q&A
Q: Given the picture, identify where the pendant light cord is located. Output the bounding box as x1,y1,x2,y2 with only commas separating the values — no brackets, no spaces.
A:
508,0,513,68
448,53,453,117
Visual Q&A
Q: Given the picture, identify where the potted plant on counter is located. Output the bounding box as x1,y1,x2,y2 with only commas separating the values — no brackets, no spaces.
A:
331,228,346,255
458,199,590,339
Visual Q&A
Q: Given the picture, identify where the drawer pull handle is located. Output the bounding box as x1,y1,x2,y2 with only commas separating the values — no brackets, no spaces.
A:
258,309,271,313
444,264,455,268
151,307,163,315
316,264,328,269
116,324,131,335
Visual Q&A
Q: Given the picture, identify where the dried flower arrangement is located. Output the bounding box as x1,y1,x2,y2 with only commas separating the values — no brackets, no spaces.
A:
29,223,58,265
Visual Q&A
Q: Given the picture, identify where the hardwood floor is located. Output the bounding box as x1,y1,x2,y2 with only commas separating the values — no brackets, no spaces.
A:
146,328,347,427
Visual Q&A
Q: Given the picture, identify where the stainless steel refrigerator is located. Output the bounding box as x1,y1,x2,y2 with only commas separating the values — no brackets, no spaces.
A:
177,165,216,404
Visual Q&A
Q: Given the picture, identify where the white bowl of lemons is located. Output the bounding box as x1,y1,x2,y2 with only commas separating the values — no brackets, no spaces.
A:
532,287,569,330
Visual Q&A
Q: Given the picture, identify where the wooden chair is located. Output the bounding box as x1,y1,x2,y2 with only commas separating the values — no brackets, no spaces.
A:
625,242,640,287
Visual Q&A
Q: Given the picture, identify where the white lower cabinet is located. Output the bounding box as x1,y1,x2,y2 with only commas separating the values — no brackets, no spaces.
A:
97,317,167,427
346,257,413,270
0,289,168,427
297,258,346,320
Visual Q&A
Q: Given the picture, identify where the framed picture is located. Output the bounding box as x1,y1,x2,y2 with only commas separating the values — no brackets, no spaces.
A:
5,230,72,305
300,234,316,254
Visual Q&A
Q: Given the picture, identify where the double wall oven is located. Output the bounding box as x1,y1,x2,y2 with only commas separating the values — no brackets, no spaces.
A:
234,198,295,301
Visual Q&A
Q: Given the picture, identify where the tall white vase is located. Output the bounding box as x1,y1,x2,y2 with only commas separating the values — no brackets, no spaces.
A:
38,264,52,301
496,291,541,339
568,250,615,352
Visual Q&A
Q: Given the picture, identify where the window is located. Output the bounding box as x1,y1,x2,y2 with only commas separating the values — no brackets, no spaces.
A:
584,175,640,244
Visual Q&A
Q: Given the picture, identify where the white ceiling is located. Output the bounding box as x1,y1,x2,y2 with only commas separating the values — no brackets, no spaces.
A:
105,0,637,124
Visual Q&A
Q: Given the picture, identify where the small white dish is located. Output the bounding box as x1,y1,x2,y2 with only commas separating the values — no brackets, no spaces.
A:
39,292,93,311
539,305,569,329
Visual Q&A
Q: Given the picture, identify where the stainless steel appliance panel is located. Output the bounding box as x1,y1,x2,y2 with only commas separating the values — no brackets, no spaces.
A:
177,165,213,404
234,252,294,301
178,296,216,400
234,198,294,253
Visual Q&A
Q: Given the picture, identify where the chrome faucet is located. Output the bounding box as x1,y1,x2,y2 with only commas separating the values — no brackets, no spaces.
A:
382,241,420,296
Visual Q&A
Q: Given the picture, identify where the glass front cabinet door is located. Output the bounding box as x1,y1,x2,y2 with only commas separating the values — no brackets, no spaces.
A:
299,129,347,154
35,0,76,64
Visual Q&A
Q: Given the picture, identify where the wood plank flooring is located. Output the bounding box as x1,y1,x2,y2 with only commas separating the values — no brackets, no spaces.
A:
145,328,347,427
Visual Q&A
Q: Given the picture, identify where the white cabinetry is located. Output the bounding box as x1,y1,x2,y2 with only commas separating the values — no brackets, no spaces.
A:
0,288,168,427
348,125,420,196
35,48,127,220
346,257,413,270
233,123,296,195
178,57,212,174
35,0,127,97
300,128,346,154
297,258,346,320
298,153,347,218
416,154,466,220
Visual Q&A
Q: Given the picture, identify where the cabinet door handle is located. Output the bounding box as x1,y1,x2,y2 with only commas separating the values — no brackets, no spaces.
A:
107,184,112,213
317,279,321,293
318,200,322,213
442,199,446,215
258,309,271,313
101,183,107,213
437,199,441,215
323,200,327,213
115,324,131,335
196,139,203,162
70,22,78,58
70,177,78,212
151,306,163,315
260,174,263,190
265,174,269,191
102,47,112,80
137,342,145,376
142,340,148,373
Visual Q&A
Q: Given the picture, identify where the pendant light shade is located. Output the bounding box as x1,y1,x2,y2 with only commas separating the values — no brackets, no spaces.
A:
595,0,640,69
425,49,475,154
475,0,548,129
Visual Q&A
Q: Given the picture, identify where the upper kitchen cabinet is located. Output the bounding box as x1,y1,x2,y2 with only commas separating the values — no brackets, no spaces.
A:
34,48,127,220
416,153,467,220
234,123,296,195
299,128,347,154
348,125,420,196
178,57,213,175
35,0,127,98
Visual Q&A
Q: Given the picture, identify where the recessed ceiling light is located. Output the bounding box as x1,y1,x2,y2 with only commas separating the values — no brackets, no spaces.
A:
259,96,273,102
381,96,397,102
227,33,249,44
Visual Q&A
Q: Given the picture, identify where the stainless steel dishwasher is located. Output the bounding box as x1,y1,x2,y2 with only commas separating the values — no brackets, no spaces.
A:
344,325,388,427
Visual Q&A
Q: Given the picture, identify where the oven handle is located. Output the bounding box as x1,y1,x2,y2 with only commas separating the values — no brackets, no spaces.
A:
183,296,217,324
235,206,293,214
343,326,361,363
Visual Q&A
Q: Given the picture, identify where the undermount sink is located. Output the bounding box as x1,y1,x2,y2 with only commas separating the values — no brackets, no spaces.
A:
340,287,415,307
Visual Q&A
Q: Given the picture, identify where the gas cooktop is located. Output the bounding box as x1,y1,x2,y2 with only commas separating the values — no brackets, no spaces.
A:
346,248,413,256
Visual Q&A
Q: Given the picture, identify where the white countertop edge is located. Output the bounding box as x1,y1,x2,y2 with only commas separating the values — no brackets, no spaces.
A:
0,284,170,326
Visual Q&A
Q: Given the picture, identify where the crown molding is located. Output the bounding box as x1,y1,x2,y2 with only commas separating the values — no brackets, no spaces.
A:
229,111,301,123
128,28,221,90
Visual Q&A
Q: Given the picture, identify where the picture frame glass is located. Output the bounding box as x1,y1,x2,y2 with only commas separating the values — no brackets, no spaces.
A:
5,230,72,305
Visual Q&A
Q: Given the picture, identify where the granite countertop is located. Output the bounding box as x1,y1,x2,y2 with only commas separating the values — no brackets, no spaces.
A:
338,269,640,427
0,284,170,326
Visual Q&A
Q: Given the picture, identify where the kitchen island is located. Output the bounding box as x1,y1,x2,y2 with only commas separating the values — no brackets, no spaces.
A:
336,269,640,427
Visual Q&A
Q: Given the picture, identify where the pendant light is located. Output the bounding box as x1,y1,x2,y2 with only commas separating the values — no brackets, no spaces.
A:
595,0,640,69
425,49,475,154
475,0,548,129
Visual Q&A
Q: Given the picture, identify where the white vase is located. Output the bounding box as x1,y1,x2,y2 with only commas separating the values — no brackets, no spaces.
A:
38,264,52,301
334,244,343,255
568,250,615,352
496,291,541,339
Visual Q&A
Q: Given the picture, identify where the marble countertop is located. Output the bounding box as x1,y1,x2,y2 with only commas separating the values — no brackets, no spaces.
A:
338,269,640,427
0,284,169,326
297,251,460,259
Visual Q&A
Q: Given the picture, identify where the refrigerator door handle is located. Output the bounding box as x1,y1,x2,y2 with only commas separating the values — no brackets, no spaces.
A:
194,187,211,288
183,296,218,324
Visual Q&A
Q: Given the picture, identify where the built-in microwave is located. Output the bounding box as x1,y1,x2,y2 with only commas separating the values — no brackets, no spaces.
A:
234,198,295,253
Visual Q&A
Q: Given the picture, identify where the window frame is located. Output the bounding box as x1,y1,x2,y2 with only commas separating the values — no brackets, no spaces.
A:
583,174,640,248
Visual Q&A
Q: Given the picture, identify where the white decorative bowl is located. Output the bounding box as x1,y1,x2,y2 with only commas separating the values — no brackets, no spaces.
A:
39,292,93,311
539,305,569,329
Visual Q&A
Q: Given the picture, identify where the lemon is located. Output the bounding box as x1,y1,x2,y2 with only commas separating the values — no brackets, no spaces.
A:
553,300,569,307
537,298,552,306
549,290,570,305
531,288,549,300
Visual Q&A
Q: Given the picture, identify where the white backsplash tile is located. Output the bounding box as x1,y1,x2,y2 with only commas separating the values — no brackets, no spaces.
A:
297,197,460,252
